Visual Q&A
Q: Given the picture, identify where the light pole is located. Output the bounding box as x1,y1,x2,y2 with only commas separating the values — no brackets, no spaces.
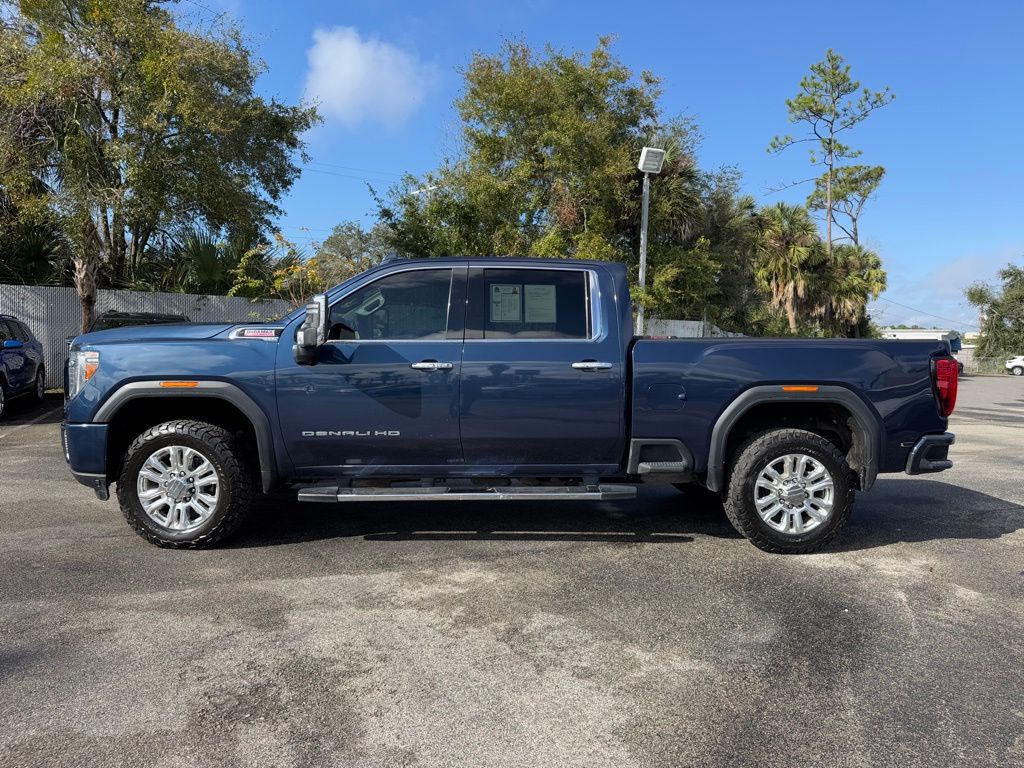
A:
636,146,666,335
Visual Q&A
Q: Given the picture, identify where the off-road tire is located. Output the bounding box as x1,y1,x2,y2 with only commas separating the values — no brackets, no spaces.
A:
117,420,256,548
724,428,855,554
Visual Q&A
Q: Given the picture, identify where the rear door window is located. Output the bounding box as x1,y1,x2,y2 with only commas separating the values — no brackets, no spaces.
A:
478,269,590,340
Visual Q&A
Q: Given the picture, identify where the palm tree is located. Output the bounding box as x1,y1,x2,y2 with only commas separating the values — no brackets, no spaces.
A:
755,203,821,332
812,244,887,336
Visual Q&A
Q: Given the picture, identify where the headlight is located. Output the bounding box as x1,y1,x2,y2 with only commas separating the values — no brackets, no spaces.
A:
67,350,99,399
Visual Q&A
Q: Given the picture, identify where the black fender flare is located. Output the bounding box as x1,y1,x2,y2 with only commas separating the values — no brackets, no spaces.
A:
704,385,882,493
94,380,277,492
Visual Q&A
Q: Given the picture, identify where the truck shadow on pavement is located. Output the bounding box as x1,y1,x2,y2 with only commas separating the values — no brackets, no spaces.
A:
232,478,1023,552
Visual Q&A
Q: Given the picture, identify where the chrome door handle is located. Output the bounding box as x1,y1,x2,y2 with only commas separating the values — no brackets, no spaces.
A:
410,360,454,371
571,361,613,371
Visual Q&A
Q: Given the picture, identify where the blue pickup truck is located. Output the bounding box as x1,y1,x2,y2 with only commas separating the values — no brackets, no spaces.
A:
62,258,959,552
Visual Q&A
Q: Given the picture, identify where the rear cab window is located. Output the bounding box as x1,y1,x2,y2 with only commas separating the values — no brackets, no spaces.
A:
470,268,592,340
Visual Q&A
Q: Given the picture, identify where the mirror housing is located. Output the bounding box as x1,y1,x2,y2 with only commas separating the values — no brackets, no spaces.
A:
293,293,327,365
2,339,24,350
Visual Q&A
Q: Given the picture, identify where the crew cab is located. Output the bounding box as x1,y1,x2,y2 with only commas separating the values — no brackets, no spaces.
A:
62,258,958,553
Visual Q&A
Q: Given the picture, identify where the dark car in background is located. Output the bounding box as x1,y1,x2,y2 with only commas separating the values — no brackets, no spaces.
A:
0,314,45,419
87,311,190,333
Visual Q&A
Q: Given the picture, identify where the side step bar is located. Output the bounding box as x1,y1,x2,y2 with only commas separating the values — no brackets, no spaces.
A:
297,484,638,503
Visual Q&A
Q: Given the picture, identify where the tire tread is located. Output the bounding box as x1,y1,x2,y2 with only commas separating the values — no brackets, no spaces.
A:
116,419,255,549
723,428,855,554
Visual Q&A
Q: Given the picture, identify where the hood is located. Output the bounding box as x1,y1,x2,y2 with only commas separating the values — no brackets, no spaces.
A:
73,323,234,347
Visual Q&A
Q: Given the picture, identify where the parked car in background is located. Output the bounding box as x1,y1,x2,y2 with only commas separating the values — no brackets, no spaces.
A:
88,311,190,333
1007,356,1024,376
0,314,45,419
66,312,191,349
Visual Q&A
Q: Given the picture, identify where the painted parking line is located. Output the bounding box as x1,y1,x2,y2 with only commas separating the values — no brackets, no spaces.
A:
0,405,62,441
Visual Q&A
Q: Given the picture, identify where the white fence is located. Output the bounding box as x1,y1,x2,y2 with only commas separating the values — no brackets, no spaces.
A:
647,319,745,338
0,284,293,388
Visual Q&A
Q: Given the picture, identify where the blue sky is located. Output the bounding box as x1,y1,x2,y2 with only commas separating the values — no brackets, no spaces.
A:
191,0,1023,330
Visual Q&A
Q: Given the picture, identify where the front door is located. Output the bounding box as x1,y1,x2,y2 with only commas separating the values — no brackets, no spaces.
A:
459,265,626,470
276,266,466,473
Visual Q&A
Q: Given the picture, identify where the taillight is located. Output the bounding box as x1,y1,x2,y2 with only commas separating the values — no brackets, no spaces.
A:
933,357,958,417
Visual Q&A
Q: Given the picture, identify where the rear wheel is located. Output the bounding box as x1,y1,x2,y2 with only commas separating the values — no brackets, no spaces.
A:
0,381,6,420
724,428,854,554
1012,366,1023,376
117,420,256,548
31,368,45,403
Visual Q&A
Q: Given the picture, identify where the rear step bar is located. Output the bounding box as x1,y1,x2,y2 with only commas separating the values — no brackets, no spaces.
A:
297,484,638,503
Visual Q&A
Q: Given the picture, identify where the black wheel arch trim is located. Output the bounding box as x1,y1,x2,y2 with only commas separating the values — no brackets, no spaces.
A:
704,384,882,493
93,380,277,492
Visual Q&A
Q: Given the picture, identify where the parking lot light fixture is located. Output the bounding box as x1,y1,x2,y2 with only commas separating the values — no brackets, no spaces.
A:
636,147,666,336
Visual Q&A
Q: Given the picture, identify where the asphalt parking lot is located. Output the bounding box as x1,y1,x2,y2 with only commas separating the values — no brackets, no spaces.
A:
1,376,1022,768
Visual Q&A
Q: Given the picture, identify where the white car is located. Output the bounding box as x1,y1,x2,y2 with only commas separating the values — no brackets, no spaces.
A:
1007,356,1024,376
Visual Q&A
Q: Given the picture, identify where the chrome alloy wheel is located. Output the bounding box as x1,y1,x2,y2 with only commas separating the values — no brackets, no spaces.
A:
136,445,220,532
753,453,835,535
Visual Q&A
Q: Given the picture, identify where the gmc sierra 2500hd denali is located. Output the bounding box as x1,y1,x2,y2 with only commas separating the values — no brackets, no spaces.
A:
62,258,958,553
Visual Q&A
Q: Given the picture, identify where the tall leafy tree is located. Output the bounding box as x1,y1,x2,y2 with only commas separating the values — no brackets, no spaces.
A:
754,202,821,333
810,243,887,336
807,164,885,246
0,0,319,329
378,38,749,326
313,221,390,285
966,264,1024,357
768,50,893,257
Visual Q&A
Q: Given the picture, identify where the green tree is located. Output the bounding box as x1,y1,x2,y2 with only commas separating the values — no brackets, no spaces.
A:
378,38,754,327
754,202,822,333
810,243,887,336
768,50,893,257
313,221,390,285
0,193,69,283
806,164,885,246
0,0,318,329
966,264,1024,357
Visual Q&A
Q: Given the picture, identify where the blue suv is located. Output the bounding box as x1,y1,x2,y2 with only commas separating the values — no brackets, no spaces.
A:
0,314,45,419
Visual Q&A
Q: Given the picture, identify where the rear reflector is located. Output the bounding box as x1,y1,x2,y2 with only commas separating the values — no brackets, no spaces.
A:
782,385,819,392
933,358,958,417
159,381,199,388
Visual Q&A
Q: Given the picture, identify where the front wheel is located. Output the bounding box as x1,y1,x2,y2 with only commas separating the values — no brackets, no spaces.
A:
724,429,854,554
117,420,256,548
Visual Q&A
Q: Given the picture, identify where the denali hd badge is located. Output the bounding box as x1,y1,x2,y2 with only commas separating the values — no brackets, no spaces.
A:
302,430,401,437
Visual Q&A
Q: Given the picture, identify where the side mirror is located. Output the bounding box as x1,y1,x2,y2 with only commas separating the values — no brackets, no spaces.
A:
293,293,328,365
2,339,24,350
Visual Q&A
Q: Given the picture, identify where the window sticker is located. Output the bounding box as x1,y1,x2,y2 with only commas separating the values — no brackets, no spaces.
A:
524,284,557,323
490,284,522,322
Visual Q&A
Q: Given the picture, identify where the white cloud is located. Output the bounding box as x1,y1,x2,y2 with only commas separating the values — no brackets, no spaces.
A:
304,27,436,130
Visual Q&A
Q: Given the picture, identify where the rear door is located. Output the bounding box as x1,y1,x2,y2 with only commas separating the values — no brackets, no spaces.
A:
459,265,626,470
276,266,467,472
